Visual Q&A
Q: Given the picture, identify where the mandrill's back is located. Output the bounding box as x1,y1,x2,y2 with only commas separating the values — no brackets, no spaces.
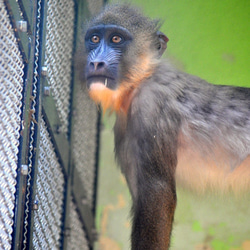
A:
141,62,250,194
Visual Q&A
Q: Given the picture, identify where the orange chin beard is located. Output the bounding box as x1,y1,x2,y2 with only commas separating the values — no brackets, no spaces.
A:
88,82,117,113
88,79,136,115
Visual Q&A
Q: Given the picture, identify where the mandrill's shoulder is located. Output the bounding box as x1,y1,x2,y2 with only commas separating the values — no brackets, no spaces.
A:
128,62,184,131
129,62,186,116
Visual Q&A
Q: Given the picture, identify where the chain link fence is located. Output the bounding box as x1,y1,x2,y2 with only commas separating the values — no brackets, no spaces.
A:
0,0,24,248
0,0,103,249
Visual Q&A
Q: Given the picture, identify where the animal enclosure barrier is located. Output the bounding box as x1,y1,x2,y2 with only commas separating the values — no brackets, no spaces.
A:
0,0,102,249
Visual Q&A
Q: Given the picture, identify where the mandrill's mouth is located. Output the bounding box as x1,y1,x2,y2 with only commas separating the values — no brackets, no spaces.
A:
86,76,116,90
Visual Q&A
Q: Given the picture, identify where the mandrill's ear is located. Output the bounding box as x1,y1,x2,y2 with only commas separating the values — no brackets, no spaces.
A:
156,31,169,57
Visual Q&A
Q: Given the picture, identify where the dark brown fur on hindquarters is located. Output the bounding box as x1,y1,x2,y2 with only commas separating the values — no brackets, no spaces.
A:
78,3,250,249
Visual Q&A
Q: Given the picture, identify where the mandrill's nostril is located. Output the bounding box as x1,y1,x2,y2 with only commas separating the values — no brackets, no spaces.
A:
90,61,106,71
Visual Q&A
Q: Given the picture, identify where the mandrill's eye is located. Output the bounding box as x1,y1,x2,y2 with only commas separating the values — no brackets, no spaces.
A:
91,35,100,43
111,35,122,44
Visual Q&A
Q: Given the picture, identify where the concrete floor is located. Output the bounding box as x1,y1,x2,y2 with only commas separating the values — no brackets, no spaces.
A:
94,114,250,250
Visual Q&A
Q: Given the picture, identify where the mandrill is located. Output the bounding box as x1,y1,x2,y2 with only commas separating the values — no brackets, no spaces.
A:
77,4,250,249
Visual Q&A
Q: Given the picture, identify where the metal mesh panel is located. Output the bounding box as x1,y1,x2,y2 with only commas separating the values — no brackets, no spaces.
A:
0,0,24,249
73,84,98,207
67,196,89,250
45,0,75,133
32,119,65,249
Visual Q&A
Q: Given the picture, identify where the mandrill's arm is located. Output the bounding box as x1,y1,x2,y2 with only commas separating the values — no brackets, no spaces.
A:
114,88,180,249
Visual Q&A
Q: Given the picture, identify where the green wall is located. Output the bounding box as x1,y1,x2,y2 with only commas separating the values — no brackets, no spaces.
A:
130,0,249,87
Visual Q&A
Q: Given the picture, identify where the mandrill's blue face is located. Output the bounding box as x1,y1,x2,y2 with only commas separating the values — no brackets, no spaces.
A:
85,24,133,91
